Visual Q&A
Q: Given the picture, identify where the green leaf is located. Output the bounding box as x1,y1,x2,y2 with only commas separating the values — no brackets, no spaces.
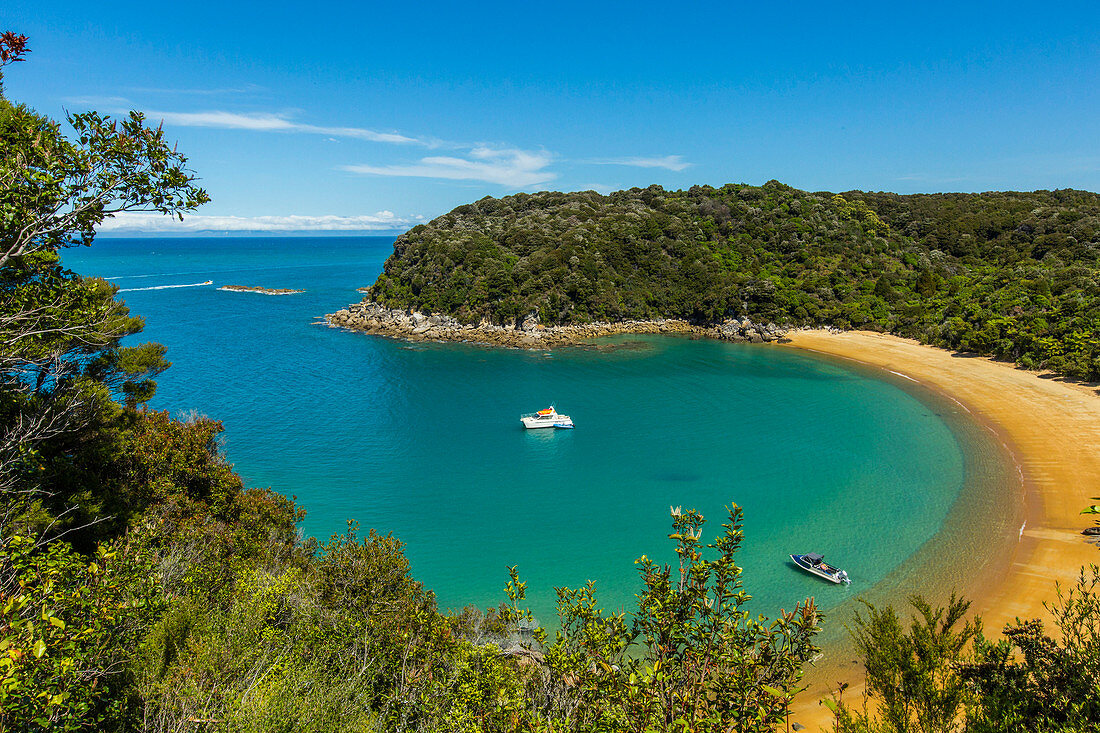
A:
48,616,65,630
762,684,784,697
822,698,839,713
32,639,46,658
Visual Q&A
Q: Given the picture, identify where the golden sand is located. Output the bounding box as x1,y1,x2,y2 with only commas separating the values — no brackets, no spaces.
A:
781,330,1100,729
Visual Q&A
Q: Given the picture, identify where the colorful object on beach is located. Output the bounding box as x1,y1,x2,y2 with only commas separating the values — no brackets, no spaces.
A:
521,406,574,429
791,553,850,584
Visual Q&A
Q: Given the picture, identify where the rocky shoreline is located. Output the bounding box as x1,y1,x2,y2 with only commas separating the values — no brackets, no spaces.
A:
324,300,789,348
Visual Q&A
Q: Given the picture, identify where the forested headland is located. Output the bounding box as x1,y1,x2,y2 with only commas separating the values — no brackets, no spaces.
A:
364,183,1100,379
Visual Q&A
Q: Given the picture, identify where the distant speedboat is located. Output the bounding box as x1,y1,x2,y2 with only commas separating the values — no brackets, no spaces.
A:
791,553,850,584
521,406,574,429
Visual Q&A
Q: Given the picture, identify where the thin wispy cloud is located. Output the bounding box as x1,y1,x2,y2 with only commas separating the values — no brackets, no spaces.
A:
343,147,556,187
143,110,421,145
70,98,660,189
98,211,420,233
107,102,555,186
126,84,267,95
65,95,133,108
62,99,422,146
592,155,692,172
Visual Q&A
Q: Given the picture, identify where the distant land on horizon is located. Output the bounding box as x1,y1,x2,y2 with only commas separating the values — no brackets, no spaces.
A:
94,182,1100,237
95,230,409,239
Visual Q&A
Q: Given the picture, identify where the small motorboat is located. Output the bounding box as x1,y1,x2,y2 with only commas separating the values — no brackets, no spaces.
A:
521,406,574,429
791,553,850,584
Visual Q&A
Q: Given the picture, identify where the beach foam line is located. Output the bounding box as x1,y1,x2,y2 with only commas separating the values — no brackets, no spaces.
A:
117,281,214,292
887,369,919,382
947,394,973,414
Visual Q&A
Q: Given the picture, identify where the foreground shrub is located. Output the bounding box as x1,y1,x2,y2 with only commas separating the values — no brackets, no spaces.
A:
832,566,1100,733
538,505,821,732
964,565,1100,731
830,594,979,733
0,535,164,731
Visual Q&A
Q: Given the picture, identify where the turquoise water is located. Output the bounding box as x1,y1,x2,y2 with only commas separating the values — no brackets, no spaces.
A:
64,237,1004,625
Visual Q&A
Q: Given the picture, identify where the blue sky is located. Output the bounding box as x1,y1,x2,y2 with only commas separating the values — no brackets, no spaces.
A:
5,1,1100,233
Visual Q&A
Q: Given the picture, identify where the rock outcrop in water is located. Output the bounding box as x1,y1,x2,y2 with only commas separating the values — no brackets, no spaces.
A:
219,285,305,295
325,300,787,348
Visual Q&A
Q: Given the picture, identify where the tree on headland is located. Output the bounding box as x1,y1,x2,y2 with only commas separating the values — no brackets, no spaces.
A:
0,33,209,539
0,32,28,98
0,31,206,268
0,34,219,726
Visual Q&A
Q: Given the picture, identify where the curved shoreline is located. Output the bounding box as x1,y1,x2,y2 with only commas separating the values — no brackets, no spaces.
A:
325,314,1098,723
782,330,1100,727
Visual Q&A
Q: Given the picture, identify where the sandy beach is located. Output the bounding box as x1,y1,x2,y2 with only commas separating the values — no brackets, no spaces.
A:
782,330,1100,728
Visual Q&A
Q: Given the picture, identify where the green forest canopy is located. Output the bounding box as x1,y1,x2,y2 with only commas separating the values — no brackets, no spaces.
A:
367,182,1100,380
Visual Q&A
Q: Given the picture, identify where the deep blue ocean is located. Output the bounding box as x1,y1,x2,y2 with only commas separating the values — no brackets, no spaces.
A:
63,236,1011,627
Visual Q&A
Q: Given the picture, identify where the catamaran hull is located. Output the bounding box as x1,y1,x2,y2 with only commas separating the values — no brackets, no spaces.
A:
521,416,574,429
522,418,553,429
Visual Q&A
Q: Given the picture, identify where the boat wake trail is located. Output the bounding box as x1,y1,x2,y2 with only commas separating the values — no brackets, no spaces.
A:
117,281,214,292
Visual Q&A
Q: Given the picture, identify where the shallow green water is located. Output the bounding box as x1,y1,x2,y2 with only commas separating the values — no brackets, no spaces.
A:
65,237,1012,626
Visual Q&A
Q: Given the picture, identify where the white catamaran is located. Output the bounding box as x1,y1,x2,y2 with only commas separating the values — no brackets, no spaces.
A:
520,406,574,429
